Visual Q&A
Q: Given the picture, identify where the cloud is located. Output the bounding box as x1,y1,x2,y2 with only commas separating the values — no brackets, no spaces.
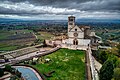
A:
0,0,119,19
0,1,82,15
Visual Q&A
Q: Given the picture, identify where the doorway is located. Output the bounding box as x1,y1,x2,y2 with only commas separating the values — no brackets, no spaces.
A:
73,39,78,45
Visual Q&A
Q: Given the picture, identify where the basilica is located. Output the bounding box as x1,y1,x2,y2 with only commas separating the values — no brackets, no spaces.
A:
62,16,101,50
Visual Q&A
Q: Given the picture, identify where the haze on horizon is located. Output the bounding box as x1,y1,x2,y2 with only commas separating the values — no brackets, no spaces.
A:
0,0,120,20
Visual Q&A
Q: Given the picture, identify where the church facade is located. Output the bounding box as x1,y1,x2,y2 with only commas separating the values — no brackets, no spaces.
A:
62,16,99,50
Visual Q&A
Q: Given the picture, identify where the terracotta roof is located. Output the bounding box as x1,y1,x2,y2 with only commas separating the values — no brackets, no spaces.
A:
79,26,90,29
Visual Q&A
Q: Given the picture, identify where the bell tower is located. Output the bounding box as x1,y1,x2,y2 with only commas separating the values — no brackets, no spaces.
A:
68,16,75,32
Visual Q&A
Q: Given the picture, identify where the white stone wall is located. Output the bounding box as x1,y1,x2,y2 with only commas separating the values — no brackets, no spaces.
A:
68,25,84,38
45,40,62,47
63,38,90,46
68,32,84,38
61,44,88,50
78,39,90,45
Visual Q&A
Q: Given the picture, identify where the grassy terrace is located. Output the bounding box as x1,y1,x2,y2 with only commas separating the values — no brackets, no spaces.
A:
32,48,85,80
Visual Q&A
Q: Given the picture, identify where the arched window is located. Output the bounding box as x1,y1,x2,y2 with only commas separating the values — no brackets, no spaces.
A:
73,39,78,45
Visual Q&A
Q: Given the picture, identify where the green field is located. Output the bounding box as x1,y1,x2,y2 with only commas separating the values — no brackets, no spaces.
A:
0,43,18,51
32,48,85,80
35,31,54,42
0,30,33,40
95,29,120,42
0,30,33,51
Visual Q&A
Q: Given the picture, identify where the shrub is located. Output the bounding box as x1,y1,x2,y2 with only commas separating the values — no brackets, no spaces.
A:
0,68,4,77
116,59,120,68
16,70,22,78
4,64,12,72
113,68,120,80
117,44,120,55
99,51,108,64
31,61,36,65
10,75,19,80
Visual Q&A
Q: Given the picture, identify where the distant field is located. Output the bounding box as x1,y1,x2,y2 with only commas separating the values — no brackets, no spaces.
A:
36,31,55,42
32,48,85,80
0,29,34,51
0,43,18,51
0,30,13,40
0,30,33,40
95,29,120,42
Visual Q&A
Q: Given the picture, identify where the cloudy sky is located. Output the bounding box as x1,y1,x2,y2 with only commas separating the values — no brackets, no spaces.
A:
0,0,120,20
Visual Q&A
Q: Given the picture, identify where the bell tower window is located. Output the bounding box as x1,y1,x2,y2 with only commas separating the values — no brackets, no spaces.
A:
69,23,73,25
69,18,73,21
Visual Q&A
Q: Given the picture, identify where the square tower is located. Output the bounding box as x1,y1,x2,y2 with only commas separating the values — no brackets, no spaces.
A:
68,16,75,32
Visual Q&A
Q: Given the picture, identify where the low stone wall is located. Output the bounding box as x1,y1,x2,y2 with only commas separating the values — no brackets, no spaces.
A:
62,44,88,50
87,47,99,80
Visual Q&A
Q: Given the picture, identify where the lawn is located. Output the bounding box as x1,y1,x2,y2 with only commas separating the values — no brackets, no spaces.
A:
32,48,85,80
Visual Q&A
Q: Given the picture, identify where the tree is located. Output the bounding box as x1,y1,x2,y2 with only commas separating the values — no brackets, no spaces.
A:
4,64,12,72
10,75,19,80
113,68,120,80
0,68,4,77
16,70,22,78
107,55,118,68
99,59,114,80
99,51,108,64
117,44,120,55
43,40,47,47
116,59,120,68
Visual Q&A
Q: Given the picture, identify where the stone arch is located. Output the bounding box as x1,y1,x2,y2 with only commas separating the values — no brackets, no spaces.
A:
73,39,78,45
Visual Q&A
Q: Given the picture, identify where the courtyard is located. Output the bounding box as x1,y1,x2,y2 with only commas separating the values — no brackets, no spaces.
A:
32,48,86,80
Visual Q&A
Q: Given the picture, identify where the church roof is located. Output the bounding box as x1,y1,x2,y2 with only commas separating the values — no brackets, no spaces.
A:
79,26,90,29
69,25,90,32
69,25,84,32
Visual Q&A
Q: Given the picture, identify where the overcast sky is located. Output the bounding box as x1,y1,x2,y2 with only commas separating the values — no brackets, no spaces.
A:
0,0,120,20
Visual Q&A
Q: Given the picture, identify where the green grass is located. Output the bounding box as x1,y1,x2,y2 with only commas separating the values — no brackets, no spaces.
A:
0,46,18,51
36,32,54,42
32,48,85,80
0,43,18,51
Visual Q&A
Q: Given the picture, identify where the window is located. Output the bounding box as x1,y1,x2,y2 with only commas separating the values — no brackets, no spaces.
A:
69,18,73,21
69,23,73,25
75,29,77,31
74,33,78,37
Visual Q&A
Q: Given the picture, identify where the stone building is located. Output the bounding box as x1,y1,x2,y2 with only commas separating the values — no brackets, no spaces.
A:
62,16,101,50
